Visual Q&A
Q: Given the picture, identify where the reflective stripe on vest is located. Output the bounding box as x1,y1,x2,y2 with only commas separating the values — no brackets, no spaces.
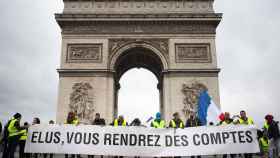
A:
8,119,21,137
239,117,254,125
259,137,269,152
170,119,183,128
152,120,165,128
114,119,127,126
19,129,27,141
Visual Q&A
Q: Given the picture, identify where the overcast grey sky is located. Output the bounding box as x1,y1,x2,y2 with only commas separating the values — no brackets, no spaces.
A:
0,0,279,128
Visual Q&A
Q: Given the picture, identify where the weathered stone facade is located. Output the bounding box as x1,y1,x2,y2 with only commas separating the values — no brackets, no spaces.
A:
56,0,222,123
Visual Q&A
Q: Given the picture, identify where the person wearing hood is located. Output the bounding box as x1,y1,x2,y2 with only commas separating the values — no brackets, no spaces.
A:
151,112,165,128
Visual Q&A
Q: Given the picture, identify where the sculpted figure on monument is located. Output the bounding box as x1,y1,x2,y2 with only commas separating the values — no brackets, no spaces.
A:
181,82,208,117
69,82,95,124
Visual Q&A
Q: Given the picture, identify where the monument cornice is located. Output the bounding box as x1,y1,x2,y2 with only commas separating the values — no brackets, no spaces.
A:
162,68,220,77
55,13,222,21
55,13,222,34
57,69,114,77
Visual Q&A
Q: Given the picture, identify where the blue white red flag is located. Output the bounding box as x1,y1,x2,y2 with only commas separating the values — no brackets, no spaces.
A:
197,90,222,125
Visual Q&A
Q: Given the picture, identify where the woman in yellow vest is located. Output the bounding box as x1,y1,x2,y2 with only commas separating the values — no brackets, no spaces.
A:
19,122,30,158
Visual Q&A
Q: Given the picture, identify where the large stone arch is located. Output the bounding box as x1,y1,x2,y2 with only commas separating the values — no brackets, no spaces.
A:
55,0,222,124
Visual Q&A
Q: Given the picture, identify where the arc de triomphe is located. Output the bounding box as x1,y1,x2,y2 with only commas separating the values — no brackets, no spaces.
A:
55,0,222,124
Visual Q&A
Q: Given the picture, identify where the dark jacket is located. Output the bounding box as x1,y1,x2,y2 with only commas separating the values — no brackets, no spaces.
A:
185,118,201,127
268,121,280,139
92,118,106,126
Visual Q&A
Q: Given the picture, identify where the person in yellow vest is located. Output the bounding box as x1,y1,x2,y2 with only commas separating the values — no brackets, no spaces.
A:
218,112,236,158
151,112,165,128
65,112,81,158
113,115,127,158
113,115,128,127
169,112,184,158
19,122,30,158
219,112,233,126
238,110,254,158
258,130,269,158
6,113,26,158
238,110,254,125
169,112,184,129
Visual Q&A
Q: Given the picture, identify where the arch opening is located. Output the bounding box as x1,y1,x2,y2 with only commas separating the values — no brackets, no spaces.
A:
113,47,165,120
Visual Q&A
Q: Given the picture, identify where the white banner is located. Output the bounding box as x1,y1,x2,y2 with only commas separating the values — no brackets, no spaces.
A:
25,125,260,156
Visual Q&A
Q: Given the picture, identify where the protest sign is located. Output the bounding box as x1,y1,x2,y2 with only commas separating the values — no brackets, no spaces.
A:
25,125,260,156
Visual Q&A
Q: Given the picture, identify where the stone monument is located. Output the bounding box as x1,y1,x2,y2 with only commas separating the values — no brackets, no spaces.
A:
55,0,222,124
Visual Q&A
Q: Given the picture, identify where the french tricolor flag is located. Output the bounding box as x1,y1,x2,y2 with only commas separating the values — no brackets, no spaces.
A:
197,90,223,125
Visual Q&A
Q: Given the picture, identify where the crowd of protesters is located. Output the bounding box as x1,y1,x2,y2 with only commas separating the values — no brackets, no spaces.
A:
0,110,279,158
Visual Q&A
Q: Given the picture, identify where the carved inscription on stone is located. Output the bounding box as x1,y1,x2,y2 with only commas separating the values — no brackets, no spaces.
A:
69,82,95,124
181,82,208,118
67,44,102,63
175,44,211,63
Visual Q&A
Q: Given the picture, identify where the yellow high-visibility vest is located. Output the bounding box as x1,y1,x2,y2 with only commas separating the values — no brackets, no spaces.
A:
19,129,27,141
170,119,184,128
221,120,232,125
8,119,21,137
152,120,165,128
264,121,269,130
259,137,269,152
239,117,254,125
114,119,127,126
65,118,79,125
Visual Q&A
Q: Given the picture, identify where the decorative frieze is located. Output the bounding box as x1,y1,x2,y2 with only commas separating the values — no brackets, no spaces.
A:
175,43,211,63
66,44,102,63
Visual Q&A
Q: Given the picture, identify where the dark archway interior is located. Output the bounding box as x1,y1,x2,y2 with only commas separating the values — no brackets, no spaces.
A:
114,47,164,83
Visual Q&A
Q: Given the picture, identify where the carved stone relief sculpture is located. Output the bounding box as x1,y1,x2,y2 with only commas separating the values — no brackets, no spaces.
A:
175,43,211,63
67,44,102,63
181,82,208,118
69,82,95,124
